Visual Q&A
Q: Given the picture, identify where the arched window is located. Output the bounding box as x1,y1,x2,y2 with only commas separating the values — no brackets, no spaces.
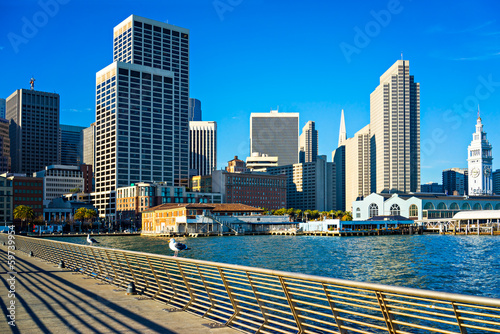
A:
369,203,378,218
437,202,447,210
484,203,493,210
450,203,459,210
495,203,500,210
356,207,361,218
409,204,418,217
424,202,435,210
390,204,400,216
473,203,482,210
461,203,471,210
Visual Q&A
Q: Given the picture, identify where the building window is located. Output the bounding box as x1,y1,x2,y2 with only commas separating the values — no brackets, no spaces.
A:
409,204,418,217
369,203,378,218
473,203,482,210
461,203,471,210
356,207,360,218
424,202,435,210
437,202,447,210
390,204,400,216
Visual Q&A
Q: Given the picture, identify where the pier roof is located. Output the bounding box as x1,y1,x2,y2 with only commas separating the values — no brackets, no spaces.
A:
452,210,500,220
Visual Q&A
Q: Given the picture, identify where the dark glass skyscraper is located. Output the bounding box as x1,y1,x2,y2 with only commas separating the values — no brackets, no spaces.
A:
188,98,202,121
60,124,85,166
6,89,60,174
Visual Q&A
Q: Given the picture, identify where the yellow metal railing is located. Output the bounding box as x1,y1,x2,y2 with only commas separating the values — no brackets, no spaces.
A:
3,234,500,333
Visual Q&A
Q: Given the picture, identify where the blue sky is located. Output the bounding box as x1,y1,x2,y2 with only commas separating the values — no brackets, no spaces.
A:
1,0,500,184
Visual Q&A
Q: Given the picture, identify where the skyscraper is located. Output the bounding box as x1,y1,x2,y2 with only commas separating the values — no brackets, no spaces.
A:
468,114,493,196
442,168,468,195
83,123,96,169
250,110,299,166
188,98,202,121
370,60,420,193
344,124,371,211
332,110,346,210
0,118,11,173
94,15,189,219
0,98,5,119
299,121,318,163
60,124,85,166
6,89,60,174
189,121,217,176
338,109,346,147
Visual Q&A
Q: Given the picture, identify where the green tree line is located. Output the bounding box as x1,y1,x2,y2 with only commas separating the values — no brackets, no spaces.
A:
260,208,352,221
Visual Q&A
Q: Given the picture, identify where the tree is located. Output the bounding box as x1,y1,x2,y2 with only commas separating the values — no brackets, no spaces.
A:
74,207,87,222
69,187,81,193
341,212,353,221
14,205,35,232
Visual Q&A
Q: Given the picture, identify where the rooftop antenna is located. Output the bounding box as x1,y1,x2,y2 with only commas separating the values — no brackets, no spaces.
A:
29,76,35,90
401,52,403,60
478,105,480,119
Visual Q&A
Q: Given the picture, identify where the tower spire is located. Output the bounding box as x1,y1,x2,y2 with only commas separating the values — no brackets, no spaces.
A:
338,109,346,147
477,105,481,120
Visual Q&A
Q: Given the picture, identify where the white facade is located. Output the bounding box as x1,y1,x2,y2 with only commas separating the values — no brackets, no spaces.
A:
370,60,420,193
94,15,190,219
83,123,96,169
468,115,493,196
35,165,84,204
246,152,278,170
189,121,217,176
250,110,299,166
299,121,318,163
353,193,423,221
345,124,371,211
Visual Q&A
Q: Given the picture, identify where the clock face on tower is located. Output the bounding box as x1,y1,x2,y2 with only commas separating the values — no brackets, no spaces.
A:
471,168,480,178
484,166,492,177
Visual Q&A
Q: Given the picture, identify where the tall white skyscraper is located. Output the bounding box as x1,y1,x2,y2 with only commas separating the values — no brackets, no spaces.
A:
468,113,493,196
189,121,217,176
299,121,318,163
83,123,96,169
338,109,346,147
345,124,371,211
332,109,347,210
250,110,299,166
94,15,189,219
370,60,420,193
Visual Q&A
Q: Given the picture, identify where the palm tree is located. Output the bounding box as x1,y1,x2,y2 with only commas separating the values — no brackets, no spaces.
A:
14,205,35,232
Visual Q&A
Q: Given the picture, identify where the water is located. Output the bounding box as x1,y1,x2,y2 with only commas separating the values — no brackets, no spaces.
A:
50,234,500,299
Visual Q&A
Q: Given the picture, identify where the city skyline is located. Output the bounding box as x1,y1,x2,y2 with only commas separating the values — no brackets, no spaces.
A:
1,1,500,184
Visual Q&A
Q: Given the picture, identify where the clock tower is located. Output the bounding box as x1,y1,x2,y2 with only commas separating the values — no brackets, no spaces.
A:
467,110,493,196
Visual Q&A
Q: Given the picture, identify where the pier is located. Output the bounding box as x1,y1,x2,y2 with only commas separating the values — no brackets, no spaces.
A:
2,235,500,333
0,246,237,334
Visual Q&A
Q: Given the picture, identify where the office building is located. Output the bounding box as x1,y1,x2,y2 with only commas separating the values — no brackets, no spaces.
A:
299,121,318,163
246,152,278,171
267,156,335,211
0,118,11,173
94,15,190,219
420,182,444,193
189,121,216,176
468,114,493,196
9,175,44,220
344,125,371,211
332,110,346,211
188,98,202,121
60,124,85,166
250,109,299,166
0,98,5,119
35,165,84,204
370,60,420,193
493,170,500,195
82,123,96,169
6,89,60,174
442,168,468,196
80,164,93,194
226,156,246,173
0,176,12,222
116,182,222,226
212,170,287,210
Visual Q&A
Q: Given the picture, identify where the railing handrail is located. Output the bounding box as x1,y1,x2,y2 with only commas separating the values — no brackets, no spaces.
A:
8,235,500,308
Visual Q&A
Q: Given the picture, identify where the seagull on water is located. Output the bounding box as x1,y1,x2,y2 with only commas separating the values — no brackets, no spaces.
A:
87,234,99,246
169,238,190,257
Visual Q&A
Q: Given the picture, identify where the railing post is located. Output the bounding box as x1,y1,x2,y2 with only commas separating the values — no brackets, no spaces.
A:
218,267,239,327
322,283,347,334
451,302,468,334
146,256,162,299
279,277,303,333
246,272,269,333
375,291,399,334
176,261,195,310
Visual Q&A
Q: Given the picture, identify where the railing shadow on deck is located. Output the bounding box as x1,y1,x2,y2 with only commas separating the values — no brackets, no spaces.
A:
2,234,500,334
